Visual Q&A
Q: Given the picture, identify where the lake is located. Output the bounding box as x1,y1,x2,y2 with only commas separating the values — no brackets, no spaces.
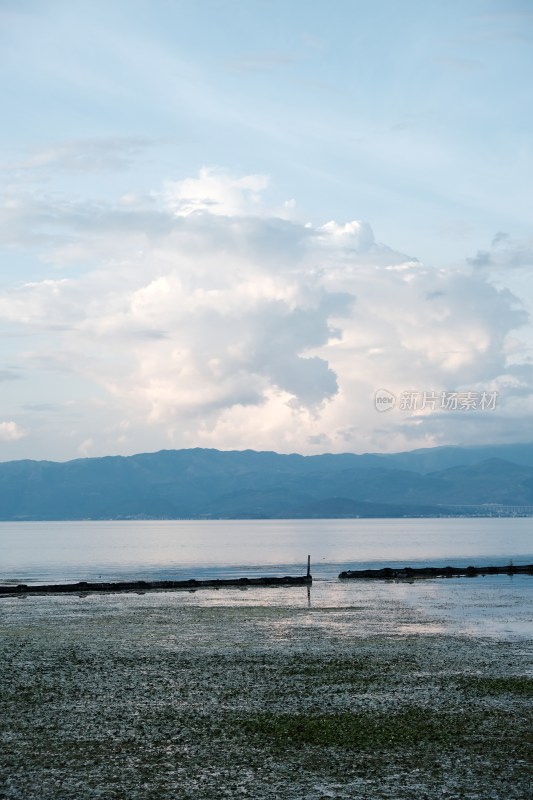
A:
1,518,532,640
1,517,531,584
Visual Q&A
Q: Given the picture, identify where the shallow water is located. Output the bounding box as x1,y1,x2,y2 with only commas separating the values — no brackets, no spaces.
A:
2,573,532,642
2,518,531,642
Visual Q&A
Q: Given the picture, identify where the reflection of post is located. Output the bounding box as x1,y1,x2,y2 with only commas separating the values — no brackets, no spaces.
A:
307,585,311,608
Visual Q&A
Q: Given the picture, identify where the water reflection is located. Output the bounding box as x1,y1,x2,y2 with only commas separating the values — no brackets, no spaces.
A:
3,575,530,642
1,518,532,585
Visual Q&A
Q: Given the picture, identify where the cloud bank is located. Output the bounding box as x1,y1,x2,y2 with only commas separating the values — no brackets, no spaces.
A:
0,167,531,459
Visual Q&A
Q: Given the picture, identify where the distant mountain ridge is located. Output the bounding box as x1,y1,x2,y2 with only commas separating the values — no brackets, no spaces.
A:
1,443,533,519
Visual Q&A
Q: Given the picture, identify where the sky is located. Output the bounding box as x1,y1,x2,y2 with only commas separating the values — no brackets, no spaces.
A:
1,0,533,461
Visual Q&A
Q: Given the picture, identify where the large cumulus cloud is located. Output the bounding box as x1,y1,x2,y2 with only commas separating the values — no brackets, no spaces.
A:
0,168,530,459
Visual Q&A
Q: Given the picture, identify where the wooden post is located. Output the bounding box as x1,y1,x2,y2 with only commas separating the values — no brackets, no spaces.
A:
307,554,311,578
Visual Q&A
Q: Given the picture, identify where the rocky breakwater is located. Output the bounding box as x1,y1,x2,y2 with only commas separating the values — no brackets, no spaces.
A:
0,574,313,596
339,564,533,580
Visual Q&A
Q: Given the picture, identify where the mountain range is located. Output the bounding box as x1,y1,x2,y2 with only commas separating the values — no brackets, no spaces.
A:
1,442,533,519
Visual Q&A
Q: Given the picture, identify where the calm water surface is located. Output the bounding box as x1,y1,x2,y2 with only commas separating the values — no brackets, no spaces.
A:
0,517,531,583
1,519,532,641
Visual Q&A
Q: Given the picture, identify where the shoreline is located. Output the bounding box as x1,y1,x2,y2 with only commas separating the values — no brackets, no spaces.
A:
2,562,532,596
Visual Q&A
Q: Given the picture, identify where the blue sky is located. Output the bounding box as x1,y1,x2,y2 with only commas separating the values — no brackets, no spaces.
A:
1,0,532,460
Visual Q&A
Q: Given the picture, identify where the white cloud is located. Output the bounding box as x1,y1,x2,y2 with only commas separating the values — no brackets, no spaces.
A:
77,438,94,457
0,421,28,441
0,169,530,458
317,220,376,252
164,168,270,217
468,233,533,270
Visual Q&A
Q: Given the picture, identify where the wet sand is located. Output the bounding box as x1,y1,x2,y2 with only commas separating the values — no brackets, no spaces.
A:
1,586,532,799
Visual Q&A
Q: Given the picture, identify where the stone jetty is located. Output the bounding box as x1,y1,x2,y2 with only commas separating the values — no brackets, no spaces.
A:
339,564,533,580
0,574,312,596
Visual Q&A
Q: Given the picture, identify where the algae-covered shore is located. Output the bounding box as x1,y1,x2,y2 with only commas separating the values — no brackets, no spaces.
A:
1,586,532,799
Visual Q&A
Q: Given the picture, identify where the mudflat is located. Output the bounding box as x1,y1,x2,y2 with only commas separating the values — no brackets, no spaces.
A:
1,590,531,799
